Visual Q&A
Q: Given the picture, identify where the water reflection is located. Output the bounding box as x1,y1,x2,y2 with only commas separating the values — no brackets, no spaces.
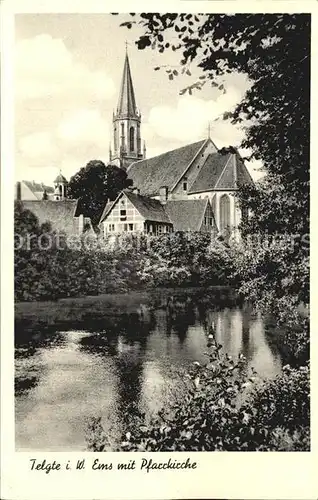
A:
15,291,282,451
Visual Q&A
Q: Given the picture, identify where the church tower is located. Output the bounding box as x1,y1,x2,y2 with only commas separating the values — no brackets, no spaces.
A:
109,49,145,170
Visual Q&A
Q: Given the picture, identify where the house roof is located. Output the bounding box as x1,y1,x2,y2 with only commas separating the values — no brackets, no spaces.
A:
165,199,210,231
127,139,207,196
116,52,138,117
99,190,172,225
99,200,115,224
23,181,54,195
189,151,254,193
20,200,79,235
125,191,172,224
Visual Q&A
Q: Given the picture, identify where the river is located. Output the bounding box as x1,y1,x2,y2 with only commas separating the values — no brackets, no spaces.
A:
15,288,282,451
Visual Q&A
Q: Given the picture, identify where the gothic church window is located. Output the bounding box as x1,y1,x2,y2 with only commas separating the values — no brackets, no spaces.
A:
130,127,135,151
121,123,125,147
183,178,188,192
219,194,231,231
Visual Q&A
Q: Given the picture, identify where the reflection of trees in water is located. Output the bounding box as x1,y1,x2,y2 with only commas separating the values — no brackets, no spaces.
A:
165,295,196,343
79,312,153,434
14,290,246,414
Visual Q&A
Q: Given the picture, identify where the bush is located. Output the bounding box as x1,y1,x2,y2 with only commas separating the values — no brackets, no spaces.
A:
85,334,310,452
15,217,235,302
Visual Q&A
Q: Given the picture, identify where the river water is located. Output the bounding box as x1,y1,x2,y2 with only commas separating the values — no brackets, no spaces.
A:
15,289,282,451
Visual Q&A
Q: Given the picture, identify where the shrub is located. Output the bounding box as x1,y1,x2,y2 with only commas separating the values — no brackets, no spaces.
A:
84,334,310,452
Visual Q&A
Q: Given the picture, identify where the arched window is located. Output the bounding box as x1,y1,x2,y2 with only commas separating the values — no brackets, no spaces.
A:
219,194,231,231
211,194,216,215
129,126,135,151
114,127,117,150
121,123,125,147
59,184,62,195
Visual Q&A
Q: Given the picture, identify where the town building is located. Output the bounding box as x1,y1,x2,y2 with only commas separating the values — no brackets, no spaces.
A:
15,180,54,201
15,177,94,237
99,188,216,236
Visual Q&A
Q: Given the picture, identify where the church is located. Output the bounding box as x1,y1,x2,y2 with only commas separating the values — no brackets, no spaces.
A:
101,50,254,238
16,50,254,239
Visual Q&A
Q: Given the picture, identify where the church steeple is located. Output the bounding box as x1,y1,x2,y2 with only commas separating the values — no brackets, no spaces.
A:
110,48,144,170
117,52,138,118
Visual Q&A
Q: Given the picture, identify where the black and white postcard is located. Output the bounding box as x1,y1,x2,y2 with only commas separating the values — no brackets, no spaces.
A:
1,1,317,499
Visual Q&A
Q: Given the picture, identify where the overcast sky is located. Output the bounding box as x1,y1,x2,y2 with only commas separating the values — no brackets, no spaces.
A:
15,13,263,184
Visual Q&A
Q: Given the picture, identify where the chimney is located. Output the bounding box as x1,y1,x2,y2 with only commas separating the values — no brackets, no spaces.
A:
159,186,168,204
16,181,21,201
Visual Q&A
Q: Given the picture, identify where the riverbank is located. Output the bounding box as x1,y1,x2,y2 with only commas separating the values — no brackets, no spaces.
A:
15,286,237,333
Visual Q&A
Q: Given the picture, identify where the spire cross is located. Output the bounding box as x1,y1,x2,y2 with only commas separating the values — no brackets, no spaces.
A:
207,122,211,138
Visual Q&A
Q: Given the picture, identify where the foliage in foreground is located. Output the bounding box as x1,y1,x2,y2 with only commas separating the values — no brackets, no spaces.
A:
14,204,233,302
85,334,310,452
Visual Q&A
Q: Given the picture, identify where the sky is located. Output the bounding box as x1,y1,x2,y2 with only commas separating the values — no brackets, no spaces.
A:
15,13,263,185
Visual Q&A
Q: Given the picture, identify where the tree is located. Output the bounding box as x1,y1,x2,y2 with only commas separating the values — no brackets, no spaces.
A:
117,14,310,317
68,160,133,226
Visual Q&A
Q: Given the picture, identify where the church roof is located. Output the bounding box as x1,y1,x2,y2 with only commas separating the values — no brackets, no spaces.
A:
116,52,138,117
165,199,210,232
127,139,207,197
188,150,254,193
20,200,79,235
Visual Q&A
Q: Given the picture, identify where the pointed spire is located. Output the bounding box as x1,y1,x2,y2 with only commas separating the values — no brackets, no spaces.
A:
117,50,138,117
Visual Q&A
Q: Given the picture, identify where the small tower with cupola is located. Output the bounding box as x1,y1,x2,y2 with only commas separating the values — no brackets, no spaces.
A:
53,171,68,201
